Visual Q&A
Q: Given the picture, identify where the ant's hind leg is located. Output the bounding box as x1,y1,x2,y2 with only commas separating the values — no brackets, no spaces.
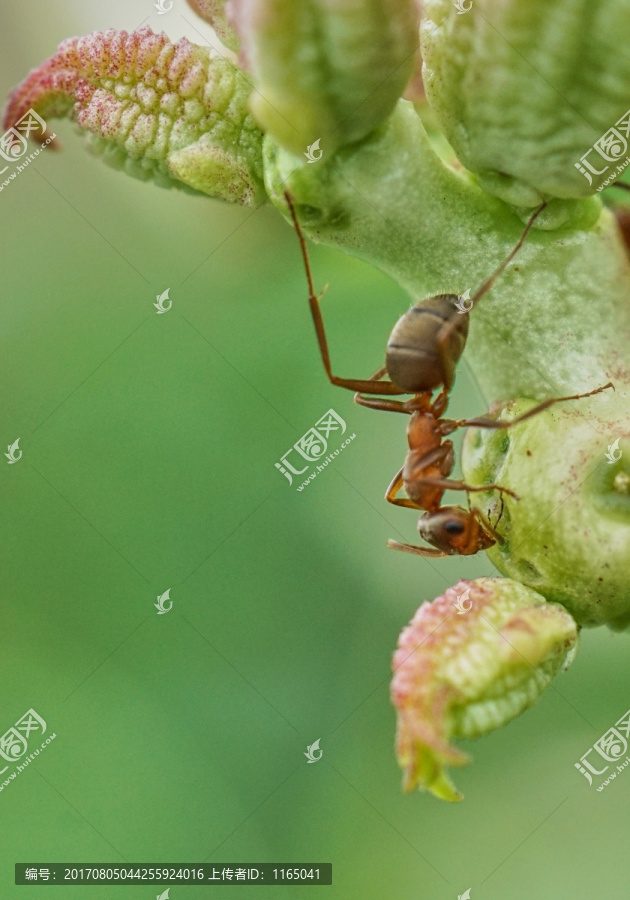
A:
432,204,548,395
469,202,547,306
355,369,413,412
354,396,412,412
285,192,406,397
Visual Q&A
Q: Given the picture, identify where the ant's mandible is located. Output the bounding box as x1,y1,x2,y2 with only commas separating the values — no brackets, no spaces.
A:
284,193,614,557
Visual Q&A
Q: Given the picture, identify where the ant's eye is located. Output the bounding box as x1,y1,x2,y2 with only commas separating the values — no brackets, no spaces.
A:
444,521,465,535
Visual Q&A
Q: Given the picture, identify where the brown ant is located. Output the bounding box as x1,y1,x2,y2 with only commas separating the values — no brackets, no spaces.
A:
284,193,614,557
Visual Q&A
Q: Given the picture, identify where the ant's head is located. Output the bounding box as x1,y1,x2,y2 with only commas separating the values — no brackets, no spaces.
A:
418,506,494,556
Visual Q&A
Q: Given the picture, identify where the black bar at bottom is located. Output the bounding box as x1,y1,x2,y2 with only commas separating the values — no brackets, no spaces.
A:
16,864,332,885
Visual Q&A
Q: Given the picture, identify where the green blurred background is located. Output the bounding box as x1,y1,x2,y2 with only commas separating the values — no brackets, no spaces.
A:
1,2,630,897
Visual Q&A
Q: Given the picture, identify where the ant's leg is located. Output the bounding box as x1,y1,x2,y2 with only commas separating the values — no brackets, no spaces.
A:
387,539,448,558
431,388,450,418
405,442,455,477
493,494,506,530
472,508,505,546
469,202,547,305
450,382,614,431
411,476,520,501
285,192,406,396
432,204,548,392
354,396,412,412
435,319,459,392
385,468,423,509
386,444,458,509
612,182,630,193
354,370,412,412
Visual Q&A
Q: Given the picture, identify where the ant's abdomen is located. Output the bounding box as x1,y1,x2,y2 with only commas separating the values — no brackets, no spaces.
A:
385,294,469,393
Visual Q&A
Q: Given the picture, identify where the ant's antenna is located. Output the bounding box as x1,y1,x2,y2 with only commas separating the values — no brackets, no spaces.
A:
470,201,547,305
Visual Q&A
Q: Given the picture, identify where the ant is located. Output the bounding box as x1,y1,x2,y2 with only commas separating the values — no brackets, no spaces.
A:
284,192,614,557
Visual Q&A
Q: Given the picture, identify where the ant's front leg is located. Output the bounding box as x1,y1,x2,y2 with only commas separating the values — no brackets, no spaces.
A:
387,540,448,558
472,507,506,546
385,468,423,509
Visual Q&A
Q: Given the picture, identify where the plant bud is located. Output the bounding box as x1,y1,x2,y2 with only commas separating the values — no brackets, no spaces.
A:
231,0,420,156
422,0,630,202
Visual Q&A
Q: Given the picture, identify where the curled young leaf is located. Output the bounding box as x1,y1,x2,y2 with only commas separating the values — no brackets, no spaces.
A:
231,0,420,156
391,578,577,801
3,26,265,205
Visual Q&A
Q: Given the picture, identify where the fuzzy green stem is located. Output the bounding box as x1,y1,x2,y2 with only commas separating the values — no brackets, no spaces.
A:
265,100,630,630
265,101,630,401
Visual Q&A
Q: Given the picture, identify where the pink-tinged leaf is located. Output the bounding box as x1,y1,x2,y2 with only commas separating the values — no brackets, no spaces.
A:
391,578,578,801
3,27,264,205
186,0,239,51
